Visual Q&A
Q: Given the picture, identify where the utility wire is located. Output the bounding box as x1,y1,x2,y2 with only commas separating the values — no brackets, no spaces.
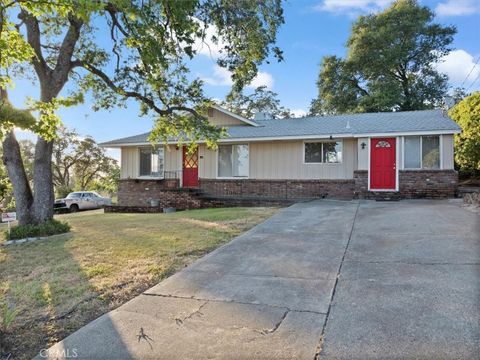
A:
460,55,480,88
465,71,480,91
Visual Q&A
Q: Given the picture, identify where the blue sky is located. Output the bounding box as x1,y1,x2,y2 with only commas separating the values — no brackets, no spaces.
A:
10,0,480,158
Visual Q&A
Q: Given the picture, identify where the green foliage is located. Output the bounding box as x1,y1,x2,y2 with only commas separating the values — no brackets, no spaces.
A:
0,302,18,332
6,219,70,240
52,126,120,196
222,86,292,119
310,0,456,115
448,92,480,176
1,0,284,147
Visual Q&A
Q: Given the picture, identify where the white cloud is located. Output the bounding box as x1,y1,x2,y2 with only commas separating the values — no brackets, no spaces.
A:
193,20,226,60
248,72,274,89
201,65,274,90
436,49,480,86
201,65,233,86
435,0,480,16
314,0,392,15
291,109,307,118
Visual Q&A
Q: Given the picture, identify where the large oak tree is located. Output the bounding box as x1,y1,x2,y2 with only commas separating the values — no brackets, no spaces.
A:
0,0,284,225
310,0,456,115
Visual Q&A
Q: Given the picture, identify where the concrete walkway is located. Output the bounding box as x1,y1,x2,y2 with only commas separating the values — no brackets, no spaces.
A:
40,200,479,360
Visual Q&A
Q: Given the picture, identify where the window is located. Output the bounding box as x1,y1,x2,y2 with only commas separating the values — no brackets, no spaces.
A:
139,147,164,177
218,144,249,178
404,136,440,169
304,141,342,163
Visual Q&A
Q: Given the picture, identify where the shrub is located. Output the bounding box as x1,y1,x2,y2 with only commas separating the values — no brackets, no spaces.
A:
5,219,70,240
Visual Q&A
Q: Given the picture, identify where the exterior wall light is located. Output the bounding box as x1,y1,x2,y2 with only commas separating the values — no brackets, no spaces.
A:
361,142,367,150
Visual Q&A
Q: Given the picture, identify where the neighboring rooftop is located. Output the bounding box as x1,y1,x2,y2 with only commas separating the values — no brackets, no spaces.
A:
100,109,461,147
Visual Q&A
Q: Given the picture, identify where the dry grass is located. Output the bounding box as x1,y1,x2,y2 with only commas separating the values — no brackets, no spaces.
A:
0,207,278,359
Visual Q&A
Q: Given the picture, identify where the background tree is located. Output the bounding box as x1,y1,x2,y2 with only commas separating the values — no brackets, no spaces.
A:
221,86,292,119
52,126,81,196
448,92,480,177
52,126,119,197
310,0,456,115
0,0,284,225
72,137,119,193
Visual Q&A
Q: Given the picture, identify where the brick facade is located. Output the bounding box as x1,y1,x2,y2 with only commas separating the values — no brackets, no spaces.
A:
199,178,356,200
117,179,202,210
114,171,458,212
354,170,458,199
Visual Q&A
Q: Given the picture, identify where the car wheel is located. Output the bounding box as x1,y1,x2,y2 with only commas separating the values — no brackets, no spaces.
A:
69,204,79,213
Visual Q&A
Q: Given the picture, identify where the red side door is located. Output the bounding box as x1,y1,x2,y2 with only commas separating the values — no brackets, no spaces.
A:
182,146,199,188
370,138,396,190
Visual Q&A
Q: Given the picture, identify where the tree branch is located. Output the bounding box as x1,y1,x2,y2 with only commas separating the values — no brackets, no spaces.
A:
51,15,83,94
70,60,202,118
18,9,51,78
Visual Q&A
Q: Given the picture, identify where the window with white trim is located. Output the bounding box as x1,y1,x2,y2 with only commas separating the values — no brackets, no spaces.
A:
404,136,440,169
304,141,342,163
218,144,249,178
139,147,164,177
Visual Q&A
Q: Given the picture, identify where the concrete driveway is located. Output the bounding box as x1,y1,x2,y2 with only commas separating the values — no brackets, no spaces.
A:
41,200,479,360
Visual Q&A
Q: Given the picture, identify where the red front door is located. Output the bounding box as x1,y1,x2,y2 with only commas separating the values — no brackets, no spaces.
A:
182,147,199,188
370,138,396,190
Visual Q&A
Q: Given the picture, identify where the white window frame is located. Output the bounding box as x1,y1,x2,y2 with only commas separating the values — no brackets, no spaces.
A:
303,140,343,164
216,143,250,179
138,146,165,179
402,135,443,170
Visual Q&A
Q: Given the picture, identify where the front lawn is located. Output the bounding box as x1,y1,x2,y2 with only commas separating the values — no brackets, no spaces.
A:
0,207,278,359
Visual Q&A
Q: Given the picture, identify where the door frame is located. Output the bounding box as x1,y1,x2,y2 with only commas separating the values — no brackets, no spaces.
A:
367,137,399,192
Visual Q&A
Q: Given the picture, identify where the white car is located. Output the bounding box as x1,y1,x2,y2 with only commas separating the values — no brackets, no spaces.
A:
54,191,112,212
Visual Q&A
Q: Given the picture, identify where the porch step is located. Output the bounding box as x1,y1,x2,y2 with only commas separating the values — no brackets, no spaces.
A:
369,192,402,201
197,194,295,207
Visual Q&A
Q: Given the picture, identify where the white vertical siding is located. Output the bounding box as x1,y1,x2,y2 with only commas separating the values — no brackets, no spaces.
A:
198,144,217,178
120,147,138,178
249,139,356,179
357,138,369,170
208,108,248,126
198,139,357,180
120,145,182,179
442,134,455,169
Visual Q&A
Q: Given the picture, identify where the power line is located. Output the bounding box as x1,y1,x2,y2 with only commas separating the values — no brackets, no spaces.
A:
460,55,480,88
465,70,480,91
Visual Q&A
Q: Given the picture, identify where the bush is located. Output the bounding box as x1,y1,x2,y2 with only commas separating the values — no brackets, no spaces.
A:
5,219,70,240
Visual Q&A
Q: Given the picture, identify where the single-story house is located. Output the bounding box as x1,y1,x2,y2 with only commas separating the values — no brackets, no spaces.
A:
101,105,461,208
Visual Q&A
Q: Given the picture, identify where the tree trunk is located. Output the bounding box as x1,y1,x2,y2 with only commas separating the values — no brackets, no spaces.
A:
31,137,54,223
3,10,82,225
2,131,34,225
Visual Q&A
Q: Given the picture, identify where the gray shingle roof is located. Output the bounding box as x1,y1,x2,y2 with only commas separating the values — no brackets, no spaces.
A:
100,109,460,146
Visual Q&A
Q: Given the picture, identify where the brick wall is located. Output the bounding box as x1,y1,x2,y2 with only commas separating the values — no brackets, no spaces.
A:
199,178,355,200
354,170,458,199
399,170,458,198
117,179,203,209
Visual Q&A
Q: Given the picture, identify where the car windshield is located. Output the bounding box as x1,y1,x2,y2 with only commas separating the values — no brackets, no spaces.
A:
66,193,83,199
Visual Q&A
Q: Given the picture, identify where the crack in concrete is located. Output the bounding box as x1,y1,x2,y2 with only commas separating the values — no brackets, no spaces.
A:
141,292,327,315
314,201,361,360
175,300,209,325
183,268,337,281
345,260,480,266
258,309,290,335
